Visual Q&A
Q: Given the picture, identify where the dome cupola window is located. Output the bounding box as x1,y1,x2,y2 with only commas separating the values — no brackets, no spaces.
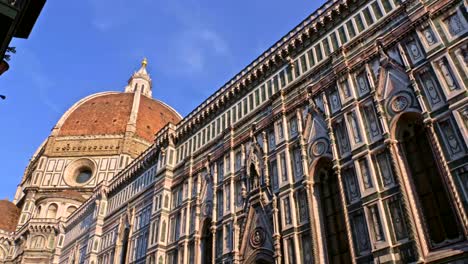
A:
64,158,97,186
76,168,92,183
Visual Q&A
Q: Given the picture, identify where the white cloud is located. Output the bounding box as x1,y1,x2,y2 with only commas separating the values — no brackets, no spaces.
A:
85,0,232,75
200,29,229,55
87,0,140,31
172,28,230,74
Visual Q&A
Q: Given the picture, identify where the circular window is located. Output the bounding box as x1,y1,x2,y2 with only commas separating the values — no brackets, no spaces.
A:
64,158,96,186
76,168,92,183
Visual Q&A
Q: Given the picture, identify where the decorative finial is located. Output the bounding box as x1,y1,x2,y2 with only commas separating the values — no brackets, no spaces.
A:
141,57,148,67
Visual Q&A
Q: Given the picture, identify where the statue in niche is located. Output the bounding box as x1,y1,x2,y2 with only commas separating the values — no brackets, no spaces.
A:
423,28,436,45
447,14,465,36
440,121,462,156
378,153,394,186
360,161,373,189
350,112,362,143
346,172,359,201
337,122,350,153
284,198,292,224
298,191,308,220
331,91,340,111
358,75,369,94
367,107,379,137
422,74,441,105
408,41,421,60
370,207,383,241
438,60,457,90
342,80,351,98
250,165,259,190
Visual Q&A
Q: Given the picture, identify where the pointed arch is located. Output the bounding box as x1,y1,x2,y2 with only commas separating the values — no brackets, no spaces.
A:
393,112,463,247
119,222,130,264
239,203,275,264
311,157,352,264
47,203,58,219
302,102,331,170
200,218,212,264
160,220,166,242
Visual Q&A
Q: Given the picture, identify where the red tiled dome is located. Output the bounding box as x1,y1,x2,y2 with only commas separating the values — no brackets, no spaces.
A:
0,200,20,232
58,93,181,142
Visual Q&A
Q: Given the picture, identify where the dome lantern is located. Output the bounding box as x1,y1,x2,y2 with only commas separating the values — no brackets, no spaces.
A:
125,58,152,97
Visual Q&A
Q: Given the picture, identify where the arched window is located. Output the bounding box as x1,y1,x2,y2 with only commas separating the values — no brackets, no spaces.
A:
316,159,352,263
201,219,213,264
397,114,462,247
120,224,130,264
31,235,45,249
35,206,42,218
164,195,169,208
249,164,257,190
66,206,77,217
160,221,166,242
47,204,58,219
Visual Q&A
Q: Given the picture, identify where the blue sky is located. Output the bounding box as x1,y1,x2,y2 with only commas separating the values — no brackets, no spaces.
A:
0,0,325,200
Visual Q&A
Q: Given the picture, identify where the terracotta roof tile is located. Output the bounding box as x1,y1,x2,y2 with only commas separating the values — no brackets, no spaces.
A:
58,93,181,142
0,200,20,232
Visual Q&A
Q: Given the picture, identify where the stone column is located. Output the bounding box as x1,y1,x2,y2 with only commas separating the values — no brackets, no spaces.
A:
210,225,216,264
272,196,282,264
298,102,321,263
184,174,192,264
194,171,202,264
211,161,218,264
262,131,270,187
232,217,240,264
322,92,357,264
241,144,247,198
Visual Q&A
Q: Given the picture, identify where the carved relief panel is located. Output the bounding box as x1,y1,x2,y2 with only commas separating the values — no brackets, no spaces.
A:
441,8,467,40
432,56,464,100
416,67,445,110
350,210,371,256
360,101,382,142
338,75,355,103
437,117,466,160
453,43,468,78
404,36,425,65
355,71,371,97
329,88,342,114
334,119,351,157
343,166,361,204
417,22,440,51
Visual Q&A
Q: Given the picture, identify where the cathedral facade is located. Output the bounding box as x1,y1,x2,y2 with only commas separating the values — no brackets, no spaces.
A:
0,0,467,263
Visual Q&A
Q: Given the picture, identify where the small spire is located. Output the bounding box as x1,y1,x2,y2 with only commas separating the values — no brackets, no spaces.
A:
125,58,152,97
136,57,149,75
